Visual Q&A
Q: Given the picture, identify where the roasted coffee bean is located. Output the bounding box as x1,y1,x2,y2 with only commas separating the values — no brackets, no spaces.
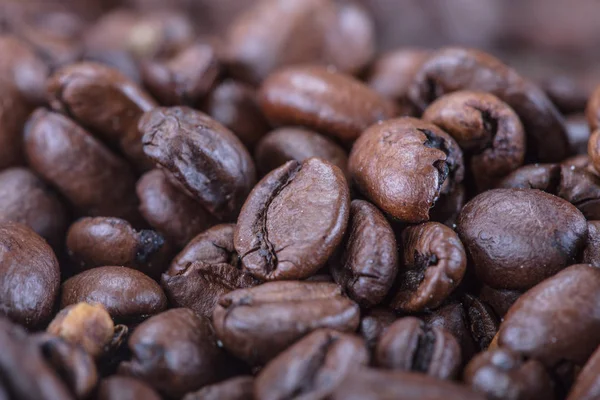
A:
212,281,360,365
255,329,369,400
331,200,397,307
66,217,171,279
162,224,259,318
47,62,157,171
408,47,570,163
24,109,141,224
390,222,466,312
375,317,461,380
498,264,600,367
567,343,600,400
583,221,600,266
61,266,167,323
141,42,220,106
140,106,256,220
259,65,397,144
349,117,464,223
97,376,161,400
204,79,269,150
254,127,349,178
0,221,60,328
330,368,485,400
586,84,600,131
465,348,555,400
359,308,398,350
183,376,254,400
137,169,218,249
0,167,67,250
0,82,30,171
422,91,526,190
543,75,589,115
457,189,587,290
235,158,349,280
119,308,234,398
478,285,522,319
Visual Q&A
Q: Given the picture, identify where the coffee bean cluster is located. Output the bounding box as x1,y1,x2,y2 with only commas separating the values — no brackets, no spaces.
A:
0,1,599,399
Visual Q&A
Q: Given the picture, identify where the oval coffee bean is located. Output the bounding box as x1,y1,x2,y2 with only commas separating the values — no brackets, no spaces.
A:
255,329,369,400
498,264,600,367
349,117,464,223
212,281,360,365
119,308,234,398
235,158,350,281
24,109,141,224
0,167,67,250
137,169,218,249
97,376,161,400
457,189,587,290
140,106,256,220
259,65,397,144
0,222,60,329
331,199,398,307
66,217,171,279
61,266,167,323
390,222,466,313
408,47,570,162
359,308,398,350
47,62,157,171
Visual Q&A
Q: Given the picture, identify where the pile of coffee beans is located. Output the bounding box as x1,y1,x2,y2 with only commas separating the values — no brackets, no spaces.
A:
1,1,600,399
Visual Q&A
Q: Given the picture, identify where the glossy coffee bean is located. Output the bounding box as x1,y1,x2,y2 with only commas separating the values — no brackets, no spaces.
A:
47,62,157,171
359,308,398,350
137,169,218,249
349,117,464,223
0,222,60,329
24,109,141,224
254,127,349,178
465,348,555,400
422,91,526,190
256,329,369,400
235,158,349,281
61,266,167,323
183,376,254,400
259,65,397,144
408,47,570,163
66,217,171,279
213,281,360,365
457,189,587,290
0,167,67,250
498,264,600,367
97,376,161,400
140,106,256,220
331,200,397,308
375,317,461,380
390,222,466,312
119,308,234,398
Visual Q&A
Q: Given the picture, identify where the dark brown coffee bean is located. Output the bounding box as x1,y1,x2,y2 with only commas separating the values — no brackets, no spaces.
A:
543,75,589,115
137,169,218,249
0,221,60,329
97,376,161,400
0,82,30,171
141,42,220,106
182,376,254,400
24,109,142,224
204,79,269,150
583,221,600,267
140,106,256,220
349,117,464,223
457,189,587,290
254,127,349,178
478,285,522,319
235,158,350,280
330,368,486,400
422,91,526,190
212,281,360,365
408,47,570,163
359,308,398,350
66,217,171,279
61,266,167,323
331,199,397,307
498,264,600,367
255,329,369,400
47,62,158,171
465,348,555,400
0,167,67,250
119,308,234,398
390,222,466,313
586,84,600,132
259,65,397,144
375,317,461,380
